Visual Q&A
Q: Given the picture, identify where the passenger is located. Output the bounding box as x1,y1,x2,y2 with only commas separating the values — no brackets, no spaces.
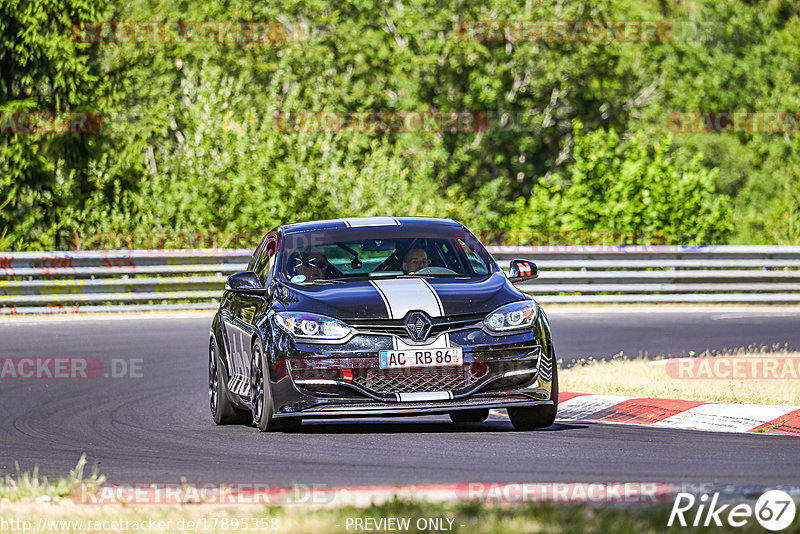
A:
402,248,429,274
295,249,328,281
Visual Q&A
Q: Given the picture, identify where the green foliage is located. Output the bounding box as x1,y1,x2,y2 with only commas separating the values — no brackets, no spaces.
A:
650,0,800,244
501,121,733,244
0,0,796,249
0,0,108,248
732,149,800,245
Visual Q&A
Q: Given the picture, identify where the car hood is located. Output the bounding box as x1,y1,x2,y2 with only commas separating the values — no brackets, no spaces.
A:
276,272,529,320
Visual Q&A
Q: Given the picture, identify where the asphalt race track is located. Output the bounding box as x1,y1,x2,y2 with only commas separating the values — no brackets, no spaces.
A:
1,308,799,487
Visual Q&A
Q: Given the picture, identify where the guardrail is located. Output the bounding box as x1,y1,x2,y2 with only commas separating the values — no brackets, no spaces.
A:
501,245,800,304
1,246,799,314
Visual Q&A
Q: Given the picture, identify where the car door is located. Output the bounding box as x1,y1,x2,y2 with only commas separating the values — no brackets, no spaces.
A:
221,233,276,396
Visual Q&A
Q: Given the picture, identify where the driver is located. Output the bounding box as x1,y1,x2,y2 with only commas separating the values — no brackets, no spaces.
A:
294,249,328,281
402,248,429,274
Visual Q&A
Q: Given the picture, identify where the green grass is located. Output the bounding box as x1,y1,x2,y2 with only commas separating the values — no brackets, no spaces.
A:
2,461,799,533
561,348,800,405
0,454,104,502
2,496,798,533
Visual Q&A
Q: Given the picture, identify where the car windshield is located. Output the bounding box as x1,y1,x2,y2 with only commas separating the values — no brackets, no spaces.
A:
280,224,494,283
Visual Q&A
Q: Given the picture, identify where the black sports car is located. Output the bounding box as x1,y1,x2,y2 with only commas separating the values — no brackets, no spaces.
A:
209,217,557,431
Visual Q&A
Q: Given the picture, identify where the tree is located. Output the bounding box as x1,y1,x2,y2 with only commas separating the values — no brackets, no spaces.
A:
501,120,733,245
0,0,108,249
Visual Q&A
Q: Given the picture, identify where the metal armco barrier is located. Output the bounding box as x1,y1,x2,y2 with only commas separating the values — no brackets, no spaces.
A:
502,245,800,304
0,249,249,314
1,246,799,314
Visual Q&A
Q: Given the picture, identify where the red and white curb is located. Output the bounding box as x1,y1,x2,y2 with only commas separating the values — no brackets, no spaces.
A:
536,393,800,434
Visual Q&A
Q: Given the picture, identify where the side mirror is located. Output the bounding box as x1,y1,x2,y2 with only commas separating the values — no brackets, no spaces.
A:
225,271,266,296
508,259,539,282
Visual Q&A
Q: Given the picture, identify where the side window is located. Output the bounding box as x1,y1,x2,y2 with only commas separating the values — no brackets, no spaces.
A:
255,235,277,285
248,235,269,271
457,239,489,275
438,240,462,271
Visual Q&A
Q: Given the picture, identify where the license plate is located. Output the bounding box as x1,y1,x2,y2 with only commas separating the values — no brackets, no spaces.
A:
379,347,463,369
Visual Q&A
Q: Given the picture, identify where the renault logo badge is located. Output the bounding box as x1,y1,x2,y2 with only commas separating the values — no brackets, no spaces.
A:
404,311,432,342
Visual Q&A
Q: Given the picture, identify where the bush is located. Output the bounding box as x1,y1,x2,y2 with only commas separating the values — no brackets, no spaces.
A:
501,121,733,245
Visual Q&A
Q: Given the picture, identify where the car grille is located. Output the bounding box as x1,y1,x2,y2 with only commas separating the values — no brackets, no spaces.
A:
348,313,484,338
352,367,467,395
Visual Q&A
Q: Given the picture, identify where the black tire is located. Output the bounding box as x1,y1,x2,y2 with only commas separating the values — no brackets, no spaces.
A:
507,364,559,430
209,339,250,425
250,340,301,432
449,409,490,423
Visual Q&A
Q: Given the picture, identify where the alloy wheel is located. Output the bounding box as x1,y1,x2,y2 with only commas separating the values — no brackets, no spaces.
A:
208,343,218,415
251,344,265,423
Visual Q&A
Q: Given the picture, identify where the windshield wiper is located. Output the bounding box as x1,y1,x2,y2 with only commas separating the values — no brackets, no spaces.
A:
397,273,471,279
314,273,403,283
311,273,473,283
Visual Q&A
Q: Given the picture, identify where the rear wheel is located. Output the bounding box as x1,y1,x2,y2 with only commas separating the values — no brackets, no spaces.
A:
449,409,490,423
251,340,301,432
209,339,250,425
507,365,558,430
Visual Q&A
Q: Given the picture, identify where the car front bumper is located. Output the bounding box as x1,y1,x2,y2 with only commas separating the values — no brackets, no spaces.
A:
269,323,556,418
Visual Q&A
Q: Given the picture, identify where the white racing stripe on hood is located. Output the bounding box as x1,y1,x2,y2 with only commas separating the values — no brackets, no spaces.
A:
370,278,443,319
420,278,445,315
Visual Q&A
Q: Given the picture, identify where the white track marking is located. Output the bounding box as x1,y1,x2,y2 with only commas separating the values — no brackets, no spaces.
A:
652,403,800,433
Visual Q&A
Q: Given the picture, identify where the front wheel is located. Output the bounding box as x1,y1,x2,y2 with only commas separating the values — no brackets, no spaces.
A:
209,339,250,425
507,365,558,430
251,340,301,432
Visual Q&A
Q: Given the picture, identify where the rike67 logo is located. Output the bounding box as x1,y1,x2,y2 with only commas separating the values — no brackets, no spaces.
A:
668,490,796,531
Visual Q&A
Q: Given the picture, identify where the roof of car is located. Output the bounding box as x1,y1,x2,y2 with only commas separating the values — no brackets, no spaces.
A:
281,217,462,234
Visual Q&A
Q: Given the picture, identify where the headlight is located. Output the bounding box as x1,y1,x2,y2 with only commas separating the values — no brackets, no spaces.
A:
274,312,351,341
484,301,537,332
